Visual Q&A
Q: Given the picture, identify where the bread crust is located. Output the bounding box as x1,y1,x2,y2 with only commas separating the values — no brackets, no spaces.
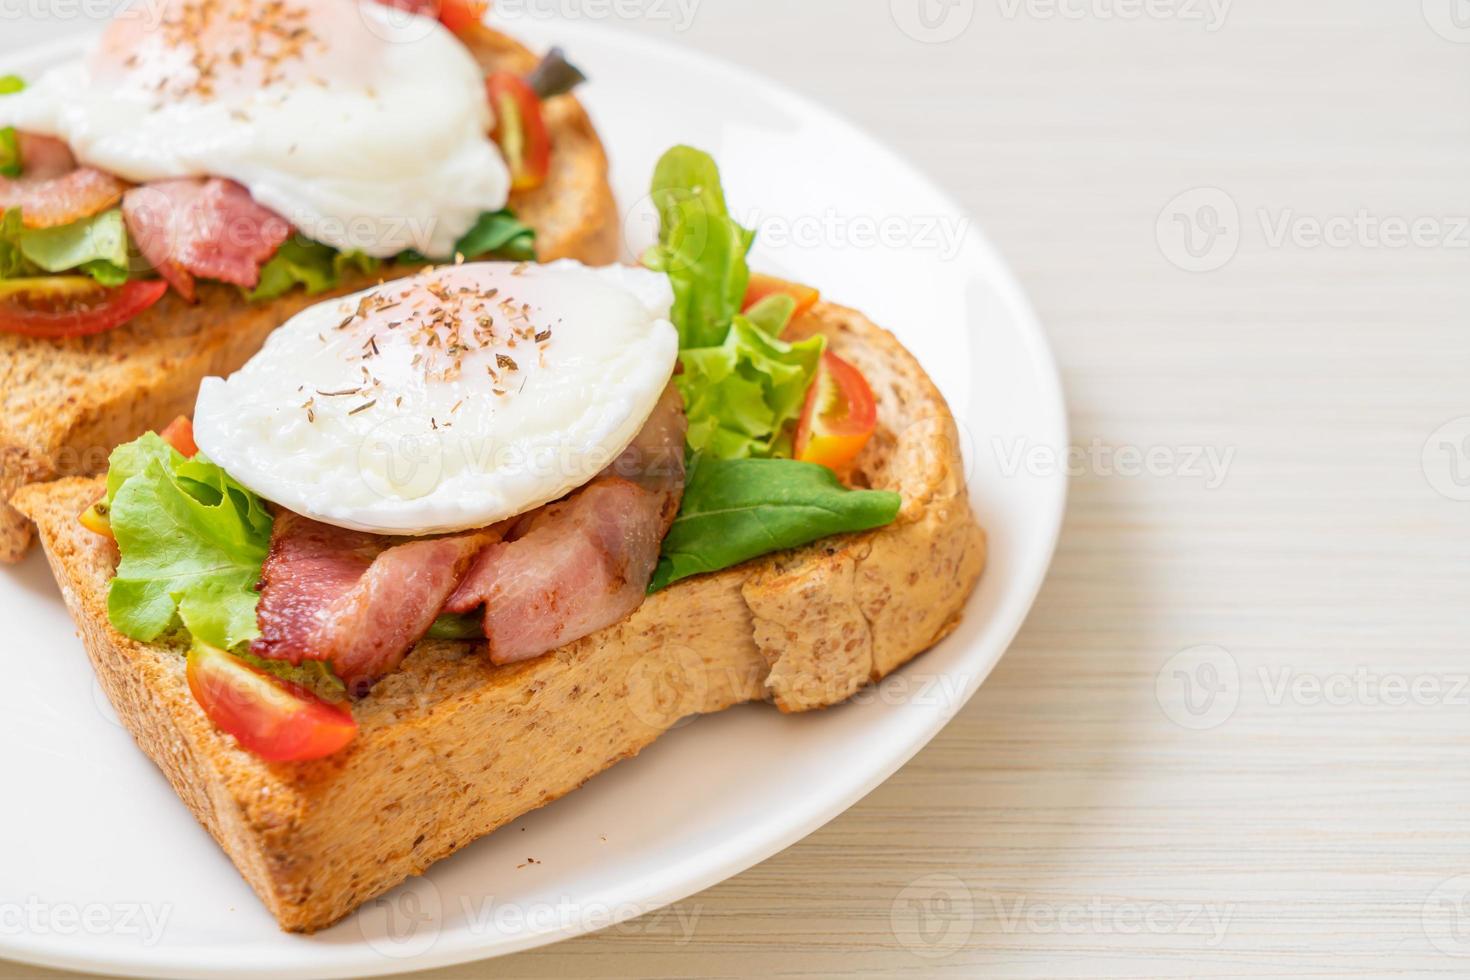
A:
0,25,619,562
12,301,987,933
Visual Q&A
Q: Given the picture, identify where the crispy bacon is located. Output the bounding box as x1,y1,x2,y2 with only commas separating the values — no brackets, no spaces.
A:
252,512,499,693
0,133,127,229
444,385,688,664
122,178,291,301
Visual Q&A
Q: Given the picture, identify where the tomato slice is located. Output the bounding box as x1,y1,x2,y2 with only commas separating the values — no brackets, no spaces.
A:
487,72,552,193
187,644,358,762
159,415,198,458
744,273,820,324
0,277,167,338
794,351,879,472
436,0,488,34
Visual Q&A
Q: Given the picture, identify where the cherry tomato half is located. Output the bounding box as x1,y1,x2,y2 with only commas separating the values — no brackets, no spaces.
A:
794,351,879,473
0,277,167,339
159,415,198,458
187,644,358,763
487,72,552,193
743,273,820,326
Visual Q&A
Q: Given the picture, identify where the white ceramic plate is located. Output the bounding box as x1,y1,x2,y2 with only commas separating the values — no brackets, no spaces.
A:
0,17,1066,979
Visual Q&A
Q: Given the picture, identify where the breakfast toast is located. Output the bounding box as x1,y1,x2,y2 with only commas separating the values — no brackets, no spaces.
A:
14,300,986,933
0,25,619,562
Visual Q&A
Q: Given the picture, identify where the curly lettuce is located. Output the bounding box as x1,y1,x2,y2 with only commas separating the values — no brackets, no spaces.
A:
643,146,754,350
105,434,273,651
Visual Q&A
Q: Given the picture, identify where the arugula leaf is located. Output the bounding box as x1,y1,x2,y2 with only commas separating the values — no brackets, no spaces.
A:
248,237,380,301
105,435,273,651
650,456,902,591
17,209,131,285
452,209,536,262
643,146,754,349
678,314,824,459
398,208,537,265
427,612,485,640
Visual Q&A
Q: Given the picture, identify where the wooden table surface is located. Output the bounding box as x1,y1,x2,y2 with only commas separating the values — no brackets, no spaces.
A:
5,0,1470,976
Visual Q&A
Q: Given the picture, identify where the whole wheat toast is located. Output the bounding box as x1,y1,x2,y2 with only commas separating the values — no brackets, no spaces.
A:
0,25,619,562
13,301,987,933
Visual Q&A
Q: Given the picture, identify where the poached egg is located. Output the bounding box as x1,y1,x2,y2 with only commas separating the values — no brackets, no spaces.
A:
0,0,509,258
193,261,679,534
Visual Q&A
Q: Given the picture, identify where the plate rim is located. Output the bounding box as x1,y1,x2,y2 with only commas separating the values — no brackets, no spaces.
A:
0,21,1068,979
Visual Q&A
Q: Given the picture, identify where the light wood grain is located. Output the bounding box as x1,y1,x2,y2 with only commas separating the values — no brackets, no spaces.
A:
6,0,1470,975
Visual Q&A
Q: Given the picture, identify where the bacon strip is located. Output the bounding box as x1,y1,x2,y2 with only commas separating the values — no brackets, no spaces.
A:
252,512,500,693
253,385,687,688
444,385,688,664
0,133,127,229
122,178,291,301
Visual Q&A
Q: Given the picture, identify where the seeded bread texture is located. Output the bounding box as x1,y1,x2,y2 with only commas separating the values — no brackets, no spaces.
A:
0,24,619,562
14,301,987,933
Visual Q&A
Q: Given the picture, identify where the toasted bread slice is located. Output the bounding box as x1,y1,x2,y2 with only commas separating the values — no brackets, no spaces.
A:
0,25,619,562
13,301,986,933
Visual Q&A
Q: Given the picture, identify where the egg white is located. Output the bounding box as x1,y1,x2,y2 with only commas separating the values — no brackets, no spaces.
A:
193,261,679,535
0,0,509,258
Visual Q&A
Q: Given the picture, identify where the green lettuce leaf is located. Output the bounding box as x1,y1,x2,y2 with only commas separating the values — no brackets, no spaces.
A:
248,237,380,301
17,209,131,285
650,456,902,591
0,129,16,180
677,313,824,459
106,435,273,651
0,76,21,179
0,208,37,278
642,146,754,349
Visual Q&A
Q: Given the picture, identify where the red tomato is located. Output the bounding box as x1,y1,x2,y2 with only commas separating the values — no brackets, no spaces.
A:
436,0,488,34
487,72,552,193
0,277,167,338
187,644,358,763
159,416,198,458
743,273,820,325
794,351,879,472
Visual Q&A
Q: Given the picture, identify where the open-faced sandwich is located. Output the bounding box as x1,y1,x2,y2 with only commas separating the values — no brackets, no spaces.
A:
0,0,618,561
15,147,987,932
